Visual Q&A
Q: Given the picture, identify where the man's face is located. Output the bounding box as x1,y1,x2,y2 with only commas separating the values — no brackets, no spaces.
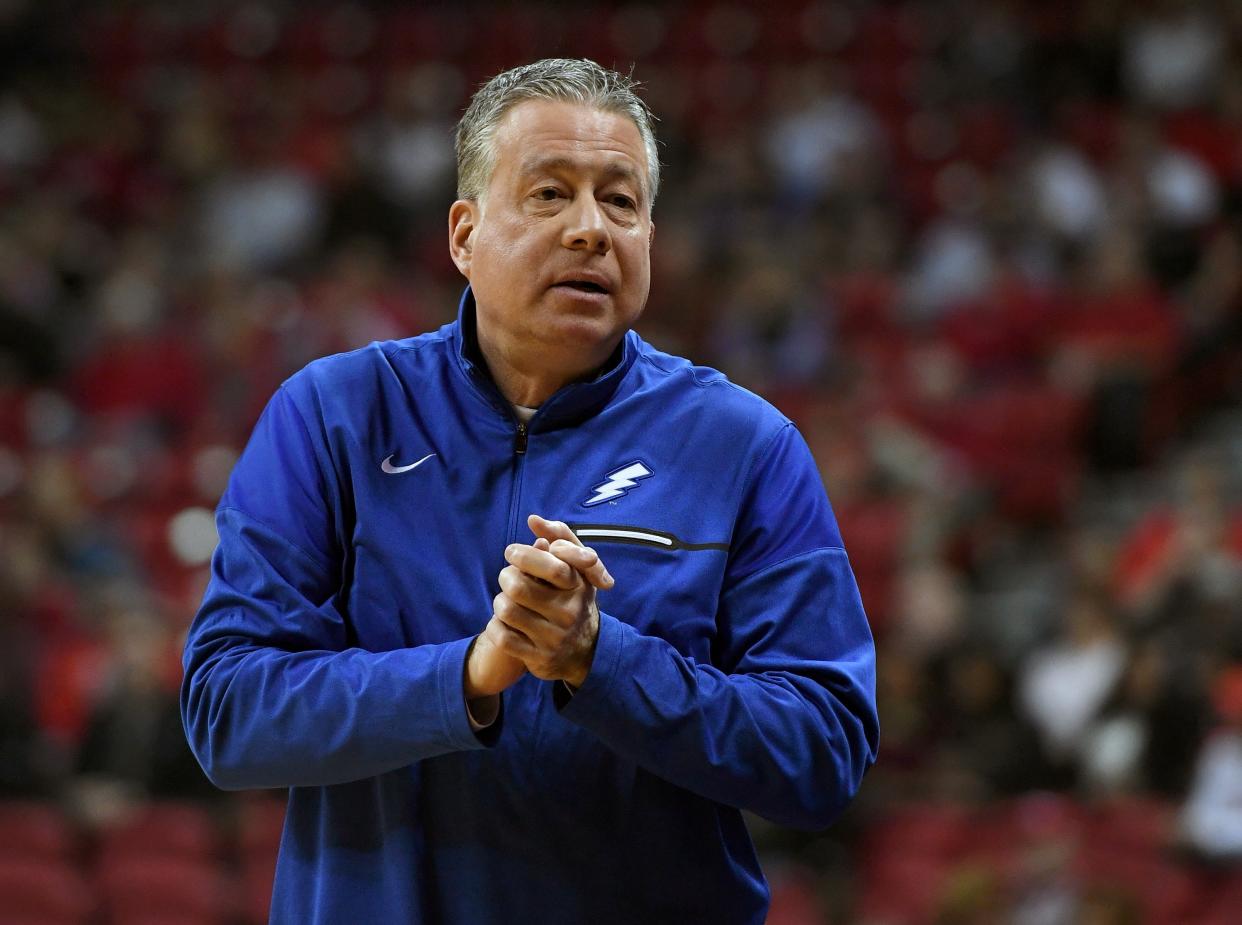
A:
450,100,654,366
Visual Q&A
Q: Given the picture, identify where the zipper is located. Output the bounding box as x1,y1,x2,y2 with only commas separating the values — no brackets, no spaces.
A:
507,419,529,545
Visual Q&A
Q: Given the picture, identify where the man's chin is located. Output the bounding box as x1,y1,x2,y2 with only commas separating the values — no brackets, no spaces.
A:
540,314,618,344
546,285,614,310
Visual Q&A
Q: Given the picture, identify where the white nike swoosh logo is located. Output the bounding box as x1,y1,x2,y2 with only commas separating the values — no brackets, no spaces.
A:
381,452,436,474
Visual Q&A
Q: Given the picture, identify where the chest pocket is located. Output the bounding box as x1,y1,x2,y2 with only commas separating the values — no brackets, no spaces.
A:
568,521,729,662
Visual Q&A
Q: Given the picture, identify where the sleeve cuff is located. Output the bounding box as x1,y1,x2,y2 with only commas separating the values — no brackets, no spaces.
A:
439,636,502,750
553,611,627,717
466,695,500,730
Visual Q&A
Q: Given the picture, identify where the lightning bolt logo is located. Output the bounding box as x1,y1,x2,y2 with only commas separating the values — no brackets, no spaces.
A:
583,461,654,507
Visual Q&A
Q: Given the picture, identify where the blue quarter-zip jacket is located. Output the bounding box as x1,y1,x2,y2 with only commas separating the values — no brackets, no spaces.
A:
181,288,878,924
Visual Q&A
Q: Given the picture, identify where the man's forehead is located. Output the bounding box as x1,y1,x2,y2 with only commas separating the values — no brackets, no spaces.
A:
492,100,648,185
516,153,643,185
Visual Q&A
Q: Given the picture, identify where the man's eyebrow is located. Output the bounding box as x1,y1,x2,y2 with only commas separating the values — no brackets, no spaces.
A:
519,155,645,192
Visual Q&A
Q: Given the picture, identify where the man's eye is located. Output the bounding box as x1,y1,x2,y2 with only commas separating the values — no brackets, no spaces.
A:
610,195,636,209
536,188,560,201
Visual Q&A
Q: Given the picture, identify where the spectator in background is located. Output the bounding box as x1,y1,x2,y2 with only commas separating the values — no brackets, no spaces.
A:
1020,589,1127,779
362,64,461,210
1006,797,1083,925
0,600,49,796
1181,665,1242,860
707,258,830,391
1123,0,1225,111
762,63,880,208
1079,638,1206,797
200,132,323,272
1115,454,1242,628
74,603,214,824
932,645,1048,799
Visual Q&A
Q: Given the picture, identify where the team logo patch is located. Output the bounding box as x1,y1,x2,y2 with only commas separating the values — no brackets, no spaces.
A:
583,461,653,507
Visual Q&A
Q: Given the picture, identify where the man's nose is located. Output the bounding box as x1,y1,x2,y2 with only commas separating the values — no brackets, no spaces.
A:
561,195,611,254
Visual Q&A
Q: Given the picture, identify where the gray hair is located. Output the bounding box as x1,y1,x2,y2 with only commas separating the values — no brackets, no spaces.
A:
454,58,660,208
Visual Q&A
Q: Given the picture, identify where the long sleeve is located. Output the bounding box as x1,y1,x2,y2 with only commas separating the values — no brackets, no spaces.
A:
556,423,879,829
180,385,494,791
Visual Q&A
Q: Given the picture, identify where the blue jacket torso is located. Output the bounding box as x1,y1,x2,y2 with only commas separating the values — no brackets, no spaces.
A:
182,289,879,924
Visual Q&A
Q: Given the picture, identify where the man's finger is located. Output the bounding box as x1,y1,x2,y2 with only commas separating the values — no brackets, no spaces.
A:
497,565,550,609
528,514,583,547
492,593,560,647
548,540,614,590
527,514,613,589
497,566,575,625
488,615,537,660
505,543,578,590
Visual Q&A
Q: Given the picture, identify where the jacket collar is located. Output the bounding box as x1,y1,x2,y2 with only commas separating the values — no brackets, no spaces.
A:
450,286,639,429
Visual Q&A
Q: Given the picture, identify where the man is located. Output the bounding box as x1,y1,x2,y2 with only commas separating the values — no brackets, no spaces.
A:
182,58,878,924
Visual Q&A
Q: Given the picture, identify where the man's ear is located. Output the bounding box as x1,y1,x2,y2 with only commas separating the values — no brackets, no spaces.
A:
448,199,479,277
648,219,655,249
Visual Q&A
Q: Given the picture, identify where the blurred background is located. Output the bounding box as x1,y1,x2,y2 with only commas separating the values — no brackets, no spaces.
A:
1,0,1241,922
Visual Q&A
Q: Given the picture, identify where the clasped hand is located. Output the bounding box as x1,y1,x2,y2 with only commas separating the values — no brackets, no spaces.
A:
465,515,613,700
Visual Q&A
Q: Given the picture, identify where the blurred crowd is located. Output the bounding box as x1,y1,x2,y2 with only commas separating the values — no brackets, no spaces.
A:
1,0,1242,922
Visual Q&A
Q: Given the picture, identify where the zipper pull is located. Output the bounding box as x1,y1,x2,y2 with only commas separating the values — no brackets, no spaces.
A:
515,421,528,455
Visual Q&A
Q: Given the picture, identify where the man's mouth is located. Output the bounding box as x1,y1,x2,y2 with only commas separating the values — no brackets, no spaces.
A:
554,280,609,294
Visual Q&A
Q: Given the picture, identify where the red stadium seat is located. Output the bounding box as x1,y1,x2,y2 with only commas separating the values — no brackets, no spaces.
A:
902,802,972,853
858,803,975,888
766,863,827,925
237,797,286,858
95,802,219,863
857,853,955,923
96,855,230,925
1201,869,1242,924
0,858,92,925
0,802,77,864
107,917,224,925
1085,796,1176,855
1076,848,1196,925
240,851,278,925
237,798,285,925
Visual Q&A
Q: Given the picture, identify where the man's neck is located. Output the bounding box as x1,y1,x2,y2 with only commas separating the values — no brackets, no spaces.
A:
476,329,619,408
